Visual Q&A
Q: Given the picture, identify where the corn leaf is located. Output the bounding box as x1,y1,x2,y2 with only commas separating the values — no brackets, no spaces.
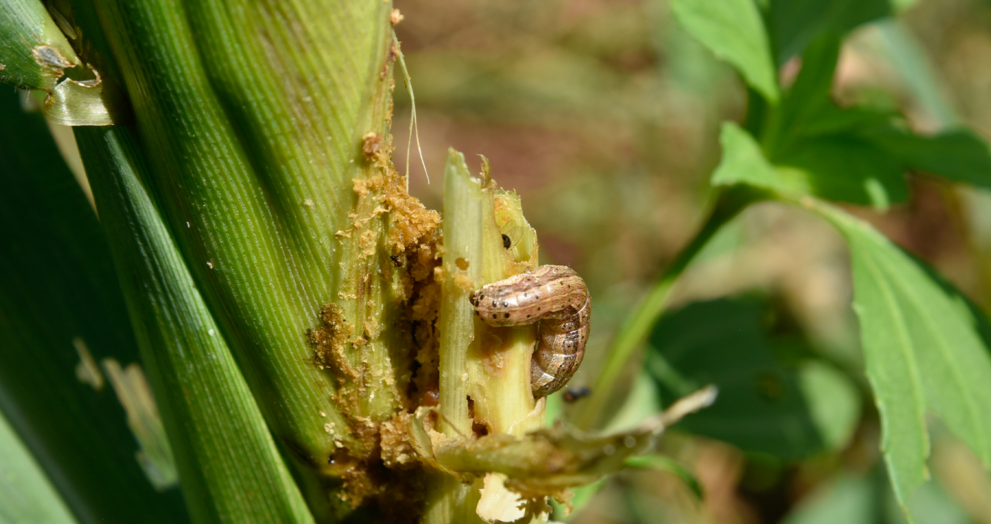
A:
0,90,190,523
81,0,399,481
76,125,315,524
0,410,76,524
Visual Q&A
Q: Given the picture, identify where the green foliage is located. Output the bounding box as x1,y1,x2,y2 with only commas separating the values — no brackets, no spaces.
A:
0,410,77,524
0,90,190,524
705,86,991,518
626,1,991,521
647,298,859,459
767,0,891,64
6,0,991,522
2,0,395,521
0,0,79,91
759,35,991,207
77,125,316,523
692,10,991,513
671,0,779,102
815,202,991,513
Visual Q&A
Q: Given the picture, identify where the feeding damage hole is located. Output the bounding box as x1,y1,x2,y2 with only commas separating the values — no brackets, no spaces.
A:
33,45,74,75
362,132,383,160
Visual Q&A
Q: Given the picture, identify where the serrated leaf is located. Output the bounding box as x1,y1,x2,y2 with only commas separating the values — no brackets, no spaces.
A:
671,0,779,102
813,202,991,520
726,32,991,208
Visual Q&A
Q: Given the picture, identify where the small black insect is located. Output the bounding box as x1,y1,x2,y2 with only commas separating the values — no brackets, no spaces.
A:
502,234,512,249
563,385,592,403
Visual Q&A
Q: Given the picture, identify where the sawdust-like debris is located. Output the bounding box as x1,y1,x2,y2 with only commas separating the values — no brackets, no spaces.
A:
381,411,417,467
308,303,356,377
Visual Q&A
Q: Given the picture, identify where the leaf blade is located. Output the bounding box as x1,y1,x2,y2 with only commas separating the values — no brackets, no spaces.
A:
0,90,190,524
0,410,78,524
647,297,860,459
768,0,890,64
671,0,779,102
813,202,991,517
76,125,315,524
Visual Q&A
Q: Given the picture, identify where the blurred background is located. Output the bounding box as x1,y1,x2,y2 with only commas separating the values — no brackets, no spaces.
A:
392,0,991,522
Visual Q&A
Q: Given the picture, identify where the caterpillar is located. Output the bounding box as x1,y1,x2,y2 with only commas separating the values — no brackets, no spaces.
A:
469,265,590,398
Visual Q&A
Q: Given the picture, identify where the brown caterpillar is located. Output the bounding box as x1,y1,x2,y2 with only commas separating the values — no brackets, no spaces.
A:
469,265,590,398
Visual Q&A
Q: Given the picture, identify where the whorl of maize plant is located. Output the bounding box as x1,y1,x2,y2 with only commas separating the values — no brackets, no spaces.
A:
0,2,712,523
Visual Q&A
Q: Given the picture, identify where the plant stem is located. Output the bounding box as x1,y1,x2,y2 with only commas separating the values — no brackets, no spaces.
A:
575,186,758,430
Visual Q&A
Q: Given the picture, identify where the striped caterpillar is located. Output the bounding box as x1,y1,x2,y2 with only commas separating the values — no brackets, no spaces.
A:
469,265,590,398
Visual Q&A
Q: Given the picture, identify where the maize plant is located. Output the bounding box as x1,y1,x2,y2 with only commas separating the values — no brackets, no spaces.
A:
5,0,991,523
0,0,714,522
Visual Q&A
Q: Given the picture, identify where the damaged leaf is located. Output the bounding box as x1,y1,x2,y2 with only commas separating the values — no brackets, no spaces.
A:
0,0,80,91
410,387,717,497
0,1,115,125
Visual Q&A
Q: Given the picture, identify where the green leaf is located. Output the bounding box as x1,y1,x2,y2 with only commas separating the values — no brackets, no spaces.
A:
647,297,860,459
0,0,80,91
0,0,116,125
712,122,905,208
86,0,362,457
768,0,890,64
763,34,846,154
812,202,991,519
859,126,991,189
763,35,897,155
722,34,990,209
0,410,77,524
774,136,908,209
712,122,793,193
74,0,405,512
77,125,315,524
0,90,190,523
671,0,779,102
